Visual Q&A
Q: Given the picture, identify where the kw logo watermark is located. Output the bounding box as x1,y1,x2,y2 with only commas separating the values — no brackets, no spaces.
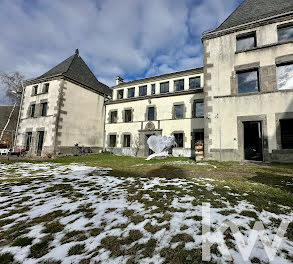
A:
201,203,291,262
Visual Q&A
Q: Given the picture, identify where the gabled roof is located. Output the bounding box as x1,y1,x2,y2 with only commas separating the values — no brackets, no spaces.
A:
211,0,293,34
28,50,112,96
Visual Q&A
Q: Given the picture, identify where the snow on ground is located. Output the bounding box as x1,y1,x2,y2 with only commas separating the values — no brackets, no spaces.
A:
0,162,292,264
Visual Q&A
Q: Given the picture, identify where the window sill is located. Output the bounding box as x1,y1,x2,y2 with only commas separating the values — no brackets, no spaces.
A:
235,39,293,54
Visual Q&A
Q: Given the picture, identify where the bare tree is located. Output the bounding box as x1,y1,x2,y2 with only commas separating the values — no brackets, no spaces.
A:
133,134,142,157
0,72,24,144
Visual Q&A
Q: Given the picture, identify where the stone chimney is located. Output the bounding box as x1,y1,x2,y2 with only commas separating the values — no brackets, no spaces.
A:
75,49,79,55
116,76,124,85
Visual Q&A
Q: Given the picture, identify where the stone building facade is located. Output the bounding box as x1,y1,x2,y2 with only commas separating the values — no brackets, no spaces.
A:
105,68,205,157
201,0,293,162
14,0,293,162
15,50,111,157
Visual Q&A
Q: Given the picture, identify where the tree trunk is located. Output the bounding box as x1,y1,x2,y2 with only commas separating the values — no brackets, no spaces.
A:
0,102,17,145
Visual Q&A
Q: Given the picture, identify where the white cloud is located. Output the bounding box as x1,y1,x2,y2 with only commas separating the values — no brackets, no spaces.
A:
0,0,242,104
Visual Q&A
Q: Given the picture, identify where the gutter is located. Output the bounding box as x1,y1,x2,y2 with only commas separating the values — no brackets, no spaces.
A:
202,10,293,39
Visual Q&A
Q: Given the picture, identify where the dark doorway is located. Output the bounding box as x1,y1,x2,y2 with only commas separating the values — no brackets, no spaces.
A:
146,134,154,155
243,121,263,161
37,131,44,156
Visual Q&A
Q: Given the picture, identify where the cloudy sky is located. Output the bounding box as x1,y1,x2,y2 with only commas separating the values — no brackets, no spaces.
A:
0,0,243,104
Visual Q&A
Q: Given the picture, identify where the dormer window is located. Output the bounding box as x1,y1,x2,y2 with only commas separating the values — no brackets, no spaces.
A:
117,90,124,99
189,77,201,89
43,83,49,93
128,88,135,98
278,24,293,42
139,85,147,96
32,85,38,95
236,32,256,51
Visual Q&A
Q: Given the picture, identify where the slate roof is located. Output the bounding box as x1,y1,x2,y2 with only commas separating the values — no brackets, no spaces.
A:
0,106,20,132
211,0,293,33
28,50,112,96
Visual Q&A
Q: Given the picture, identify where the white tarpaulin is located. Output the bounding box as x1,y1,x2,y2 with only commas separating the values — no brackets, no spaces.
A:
146,135,177,160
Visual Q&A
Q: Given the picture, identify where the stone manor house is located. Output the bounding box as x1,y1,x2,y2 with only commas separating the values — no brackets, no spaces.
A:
15,0,293,162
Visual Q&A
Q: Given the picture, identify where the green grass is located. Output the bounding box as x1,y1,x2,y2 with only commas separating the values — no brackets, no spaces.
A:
12,236,34,247
0,252,14,264
67,244,85,256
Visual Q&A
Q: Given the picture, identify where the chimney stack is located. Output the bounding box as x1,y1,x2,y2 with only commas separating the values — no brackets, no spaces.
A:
116,76,124,85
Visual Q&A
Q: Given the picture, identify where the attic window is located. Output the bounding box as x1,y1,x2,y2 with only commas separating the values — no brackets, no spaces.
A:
139,85,147,96
43,83,49,93
236,32,256,51
32,85,38,96
128,88,135,98
117,89,124,99
278,24,293,42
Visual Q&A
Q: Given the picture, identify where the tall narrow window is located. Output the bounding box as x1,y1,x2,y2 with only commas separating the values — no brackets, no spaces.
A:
278,24,293,42
189,77,201,89
30,104,35,117
32,85,38,95
194,101,204,118
174,79,184,91
237,70,259,94
109,135,117,148
123,135,131,147
151,84,156,95
160,82,169,93
148,107,155,121
277,63,293,90
110,111,118,123
25,132,32,151
139,85,147,96
174,133,184,148
117,90,124,99
174,104,184,119
124,109,132,122
41,102,47,116
236,33,256,51
43,83,49,93
128,88,135,98
280,119,293,149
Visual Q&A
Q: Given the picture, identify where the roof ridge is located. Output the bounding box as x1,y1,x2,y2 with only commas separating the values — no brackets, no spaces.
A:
215,0,245,32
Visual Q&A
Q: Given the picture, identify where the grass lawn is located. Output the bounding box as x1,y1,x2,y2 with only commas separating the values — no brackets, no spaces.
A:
0,153,292,263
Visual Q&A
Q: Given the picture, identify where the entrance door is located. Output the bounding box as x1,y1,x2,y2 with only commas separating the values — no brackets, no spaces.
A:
37,131,44,156
146,134,154,155
243,121,263,161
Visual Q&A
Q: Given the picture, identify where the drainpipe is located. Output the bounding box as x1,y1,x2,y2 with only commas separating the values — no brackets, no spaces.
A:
13,81,25,151
103,94,108,152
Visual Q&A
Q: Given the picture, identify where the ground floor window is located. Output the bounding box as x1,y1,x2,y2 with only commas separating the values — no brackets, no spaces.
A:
174,133,184,148
280,119,293,149
26,132,32,151
123,135,131,147
109,135,116,148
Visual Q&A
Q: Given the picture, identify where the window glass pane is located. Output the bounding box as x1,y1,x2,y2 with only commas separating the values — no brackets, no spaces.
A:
139,85,147,96
278,25,293,42
109,135,116,147
124,135,131,147
237,70,259,94
277,64,293,90
195,102,204,117
174,133,184,147
31,104,35,117
151,84,156,94
41,103,47,116
118,90,124,99
43,83,49,93
160,82,169,93
148,107,155,121
174,105,184,119
189,77,201,89
236,35,255,51
110,111,117,123
125,110,132,122
174,79,184,91
280,119,293,149
128,88,135,98
33,85,38,95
